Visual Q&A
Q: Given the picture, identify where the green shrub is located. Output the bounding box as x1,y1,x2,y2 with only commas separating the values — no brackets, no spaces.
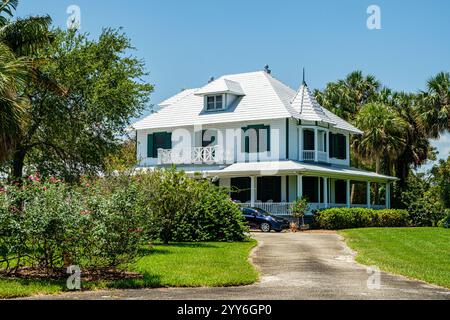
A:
314,208,410,230
0,177,143,273
130,169,248,243
95,169,248,244
172,179,247,242
0,169,249,275
438,209,450,228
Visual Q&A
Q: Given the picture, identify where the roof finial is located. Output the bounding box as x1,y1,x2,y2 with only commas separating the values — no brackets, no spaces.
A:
302,67,306,86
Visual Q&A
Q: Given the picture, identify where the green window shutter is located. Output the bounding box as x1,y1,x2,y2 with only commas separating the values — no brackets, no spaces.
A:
329,133,338,158
338,135,346,159
164,132,172,150
242,126,249,153
147,134,154,158
245,136,250,153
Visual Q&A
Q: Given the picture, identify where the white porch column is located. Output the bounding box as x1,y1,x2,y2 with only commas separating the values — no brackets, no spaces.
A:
386,182,391,209
346,179,351,208
297,175,303,199
250,176,257,207
324,177,329,208
314,127,319,162
366,181,371,208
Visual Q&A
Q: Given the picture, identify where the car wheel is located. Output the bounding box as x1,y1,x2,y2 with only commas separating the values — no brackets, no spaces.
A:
260,222,271,233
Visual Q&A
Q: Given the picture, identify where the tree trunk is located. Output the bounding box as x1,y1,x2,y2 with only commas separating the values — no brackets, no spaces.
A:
11,148,26,182
374,157,381,205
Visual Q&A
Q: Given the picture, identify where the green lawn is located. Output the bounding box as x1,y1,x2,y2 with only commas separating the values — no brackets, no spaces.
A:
340,228,450,289
0,240,258,299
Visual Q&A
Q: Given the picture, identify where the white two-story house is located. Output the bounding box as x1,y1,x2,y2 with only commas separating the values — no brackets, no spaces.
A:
132,69,396,215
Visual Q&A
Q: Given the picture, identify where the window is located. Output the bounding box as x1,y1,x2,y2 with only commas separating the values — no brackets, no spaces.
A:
242,125,271,153
303,130,315,150
206,95,223,111
329,133,347,160
147,132,172,158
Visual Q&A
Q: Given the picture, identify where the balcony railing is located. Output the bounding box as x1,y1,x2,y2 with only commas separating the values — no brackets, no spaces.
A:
301,150,315,161
158,146,221,165
300,150,328,162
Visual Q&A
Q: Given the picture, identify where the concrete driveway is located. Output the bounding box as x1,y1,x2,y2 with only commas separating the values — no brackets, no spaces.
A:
28,232,450,300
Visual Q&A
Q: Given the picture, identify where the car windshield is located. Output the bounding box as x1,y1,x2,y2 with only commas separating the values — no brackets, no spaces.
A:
252,208,272,216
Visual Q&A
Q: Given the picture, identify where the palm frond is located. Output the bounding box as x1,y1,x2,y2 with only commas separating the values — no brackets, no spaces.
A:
0,15,53,56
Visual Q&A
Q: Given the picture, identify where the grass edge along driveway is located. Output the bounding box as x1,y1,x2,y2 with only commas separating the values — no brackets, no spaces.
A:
340,227,450,289
0,240,259,299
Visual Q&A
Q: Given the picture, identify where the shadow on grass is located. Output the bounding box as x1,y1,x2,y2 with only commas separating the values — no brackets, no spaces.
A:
103,272,163,289
137,242,220,256
159,242,220,249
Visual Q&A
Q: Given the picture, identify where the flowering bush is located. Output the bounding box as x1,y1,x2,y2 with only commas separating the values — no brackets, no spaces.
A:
0,177,143,274
0,169,248,275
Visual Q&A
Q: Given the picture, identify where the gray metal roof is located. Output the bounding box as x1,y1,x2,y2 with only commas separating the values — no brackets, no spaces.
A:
132,71,362,134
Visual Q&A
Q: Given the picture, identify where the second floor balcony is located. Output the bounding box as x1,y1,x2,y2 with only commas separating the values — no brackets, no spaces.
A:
158,146,222,165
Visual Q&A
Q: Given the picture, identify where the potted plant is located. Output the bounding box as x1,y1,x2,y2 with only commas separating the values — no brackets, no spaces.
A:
291,197,309,231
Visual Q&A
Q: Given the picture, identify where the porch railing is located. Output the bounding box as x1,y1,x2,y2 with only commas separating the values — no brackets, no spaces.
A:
158,146,221,164
239,202,386,216
317,151,328,162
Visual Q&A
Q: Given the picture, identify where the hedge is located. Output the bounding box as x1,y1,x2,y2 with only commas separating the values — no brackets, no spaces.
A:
314,208,410,230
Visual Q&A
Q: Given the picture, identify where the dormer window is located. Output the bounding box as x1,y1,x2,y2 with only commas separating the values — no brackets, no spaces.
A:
206,95,224,111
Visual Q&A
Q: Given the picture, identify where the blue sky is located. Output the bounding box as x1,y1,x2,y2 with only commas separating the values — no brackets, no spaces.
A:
16,0,450,168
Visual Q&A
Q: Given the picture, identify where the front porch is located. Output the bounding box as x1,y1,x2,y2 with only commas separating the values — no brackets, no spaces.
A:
223,175,391,216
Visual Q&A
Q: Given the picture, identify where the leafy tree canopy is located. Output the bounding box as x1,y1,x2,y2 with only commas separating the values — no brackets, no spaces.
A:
8,28,153,181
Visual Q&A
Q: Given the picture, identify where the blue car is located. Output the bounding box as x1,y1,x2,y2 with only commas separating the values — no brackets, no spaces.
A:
241,207,290,232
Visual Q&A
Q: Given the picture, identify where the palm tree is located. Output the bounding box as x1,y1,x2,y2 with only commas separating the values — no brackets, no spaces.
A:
419,72,450,139
353,103,407,203
314,71,381,121
0,43,28,162
354,102,407,174
391,93,432,184
0,0,54,165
